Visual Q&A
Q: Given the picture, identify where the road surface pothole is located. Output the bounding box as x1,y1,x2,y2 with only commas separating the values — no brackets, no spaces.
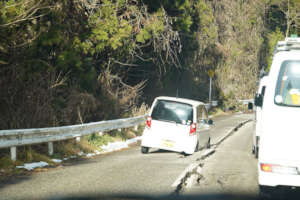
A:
173,163,203,194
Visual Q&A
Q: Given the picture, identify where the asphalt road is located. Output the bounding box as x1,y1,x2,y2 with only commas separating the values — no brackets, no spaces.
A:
0,113,253,200
180,121,258,200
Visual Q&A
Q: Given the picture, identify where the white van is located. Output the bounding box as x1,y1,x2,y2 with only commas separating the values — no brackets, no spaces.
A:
252,75,269,158
258,37,300,196
141,96,213,155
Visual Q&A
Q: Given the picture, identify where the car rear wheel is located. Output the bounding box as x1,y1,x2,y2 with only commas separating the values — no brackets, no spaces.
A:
194,142,199,152
206,137,211,149
141,146,149,154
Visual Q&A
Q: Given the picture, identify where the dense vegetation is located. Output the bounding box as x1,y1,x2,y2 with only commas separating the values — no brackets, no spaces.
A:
1,0,300,129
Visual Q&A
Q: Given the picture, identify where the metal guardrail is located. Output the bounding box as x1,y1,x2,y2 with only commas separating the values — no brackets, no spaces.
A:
0,99,251,161
0,115,146,161
238,99,254,105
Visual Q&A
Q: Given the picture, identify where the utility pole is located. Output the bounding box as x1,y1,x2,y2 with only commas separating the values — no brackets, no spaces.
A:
208,69,214,105
286,0,290,37
209,76,212,103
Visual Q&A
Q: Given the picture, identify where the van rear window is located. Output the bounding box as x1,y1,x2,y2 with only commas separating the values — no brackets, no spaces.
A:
151,100,193,125
275,60,300,107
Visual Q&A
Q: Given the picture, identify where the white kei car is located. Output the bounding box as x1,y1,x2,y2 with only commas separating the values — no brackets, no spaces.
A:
141,96,213,155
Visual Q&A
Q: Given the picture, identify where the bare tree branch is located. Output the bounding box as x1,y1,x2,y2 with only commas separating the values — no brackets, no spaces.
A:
112,59,140,67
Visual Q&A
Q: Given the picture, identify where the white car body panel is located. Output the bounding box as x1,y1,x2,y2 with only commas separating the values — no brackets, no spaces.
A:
141,96,211,155
258,49,300,188
252,76,268,156
141,121,197,154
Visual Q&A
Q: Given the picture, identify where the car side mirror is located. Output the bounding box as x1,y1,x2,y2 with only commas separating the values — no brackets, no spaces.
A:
254,94,263,107
248,102,253,110
208,119,214,125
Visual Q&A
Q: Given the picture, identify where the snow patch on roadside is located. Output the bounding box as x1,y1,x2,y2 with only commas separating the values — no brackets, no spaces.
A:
85,150,102,157
52,159,62,163
101,141,129,152
101,136,142,153
125,137,141,145
16,161,49,171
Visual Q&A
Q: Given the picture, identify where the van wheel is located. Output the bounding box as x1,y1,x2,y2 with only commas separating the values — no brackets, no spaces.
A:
252,145,255,154
259,185,273,199
141,146,149,154
255,146,259,159
206,138,211,149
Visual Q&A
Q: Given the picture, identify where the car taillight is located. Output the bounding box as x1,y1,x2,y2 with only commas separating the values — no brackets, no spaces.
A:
189,123,196,136
146,116,152,128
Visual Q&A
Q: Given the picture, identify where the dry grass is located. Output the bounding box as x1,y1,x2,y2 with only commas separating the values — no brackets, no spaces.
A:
0,156,18,182
54,139,97,158
0,156,14,170
17,146,55,165
55,141,78,157
77,139,98,153
209,107,227,117
131,103,149,116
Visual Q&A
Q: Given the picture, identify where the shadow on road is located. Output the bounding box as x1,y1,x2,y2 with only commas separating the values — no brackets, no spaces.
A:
0,174,32,191
148,149,187,158
41,192,294,200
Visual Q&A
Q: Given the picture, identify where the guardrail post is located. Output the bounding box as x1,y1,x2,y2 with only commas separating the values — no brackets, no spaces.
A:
134,125,138,131
10,146,17,161
76,137,81,142
48,142,54,156
98,132,103,136
118,128,121,132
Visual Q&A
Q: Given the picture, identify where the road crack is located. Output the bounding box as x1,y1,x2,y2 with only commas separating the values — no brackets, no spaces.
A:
174,163,204,195
172,118,252,195
174,149,216,195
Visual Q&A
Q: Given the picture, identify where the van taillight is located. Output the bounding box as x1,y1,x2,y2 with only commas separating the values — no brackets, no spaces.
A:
189,123,196,136
260,163,273,172
260,163,299,175
146,116,152,128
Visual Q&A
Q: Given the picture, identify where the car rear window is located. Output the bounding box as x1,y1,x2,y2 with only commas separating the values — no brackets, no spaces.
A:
151,100,193,125
274,60,300,107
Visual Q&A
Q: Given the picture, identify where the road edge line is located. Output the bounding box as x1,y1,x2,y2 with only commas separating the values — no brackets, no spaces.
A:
212,119,252,147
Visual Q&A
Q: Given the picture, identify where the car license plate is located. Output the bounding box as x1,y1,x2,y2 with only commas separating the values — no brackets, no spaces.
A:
161,140,174,148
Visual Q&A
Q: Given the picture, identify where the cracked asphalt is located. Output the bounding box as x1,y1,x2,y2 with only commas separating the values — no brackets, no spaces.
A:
180,121,258,199
0,113,252,200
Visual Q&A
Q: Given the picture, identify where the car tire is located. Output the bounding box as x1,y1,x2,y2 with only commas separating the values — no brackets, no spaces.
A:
206,137,211,149
194,142,199,152
141,146,149,154
183,152,192,156
252,145,255,154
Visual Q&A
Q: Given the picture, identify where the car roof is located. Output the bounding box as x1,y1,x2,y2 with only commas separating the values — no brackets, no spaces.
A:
258,76,268,88
273,50,300,62
269,50,300,77
154,96,204,107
